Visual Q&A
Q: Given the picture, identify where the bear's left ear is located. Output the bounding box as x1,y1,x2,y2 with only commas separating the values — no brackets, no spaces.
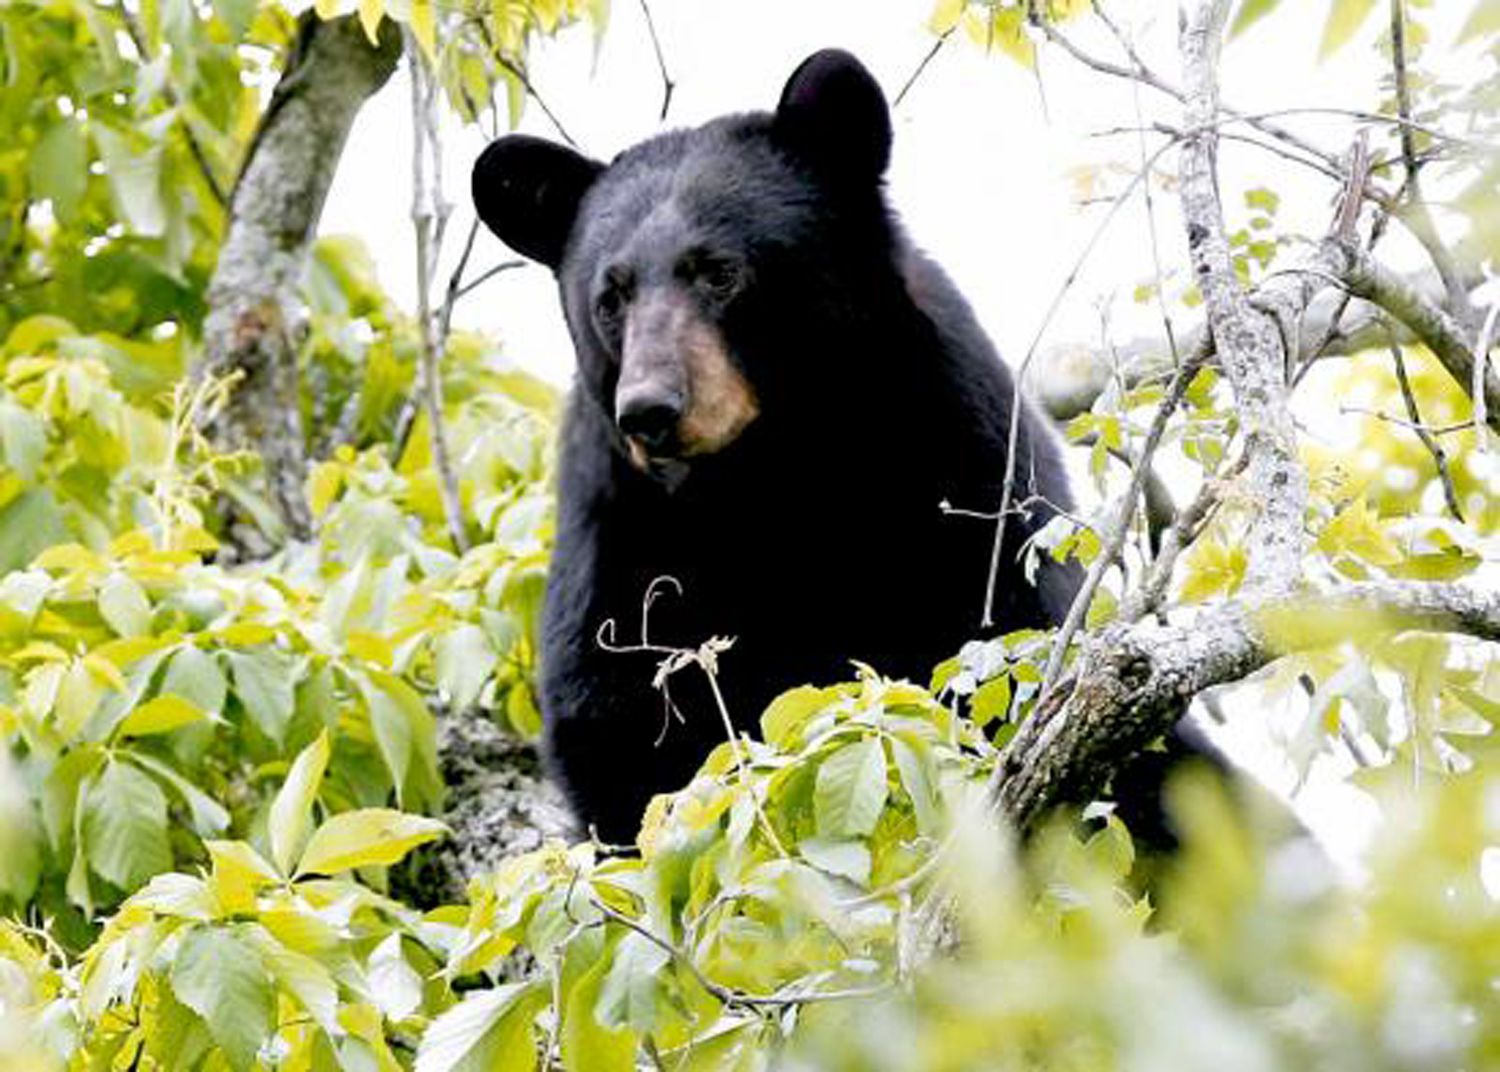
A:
472,134,604,270
773,49,891,182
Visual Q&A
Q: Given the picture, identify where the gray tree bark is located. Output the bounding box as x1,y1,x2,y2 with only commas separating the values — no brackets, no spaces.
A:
198,12,401,556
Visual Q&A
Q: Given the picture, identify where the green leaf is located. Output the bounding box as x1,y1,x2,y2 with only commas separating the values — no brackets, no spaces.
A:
814,738,889,839
1320,0,1377,56
759,685,838,748
170,926,275,1072
0,490,69,574
561,939,637,1072
595,932,670,1033
160,645,228,716
891,737,940,837
269,731,330,875
242,925,340,1036
358,0,385,45
211,0,256,37
434,623,497,711
81,759,172,891
294,808,445,877
0,400,47,481
415,981,546,1072
117,694,208,737
92,124,166,237
359,669,441,809
1179,537,1247,603
970,674,1012,727
226,648,298,744
799,836,871,885
128,752,230,838
98,572,152,638
28,119,89,224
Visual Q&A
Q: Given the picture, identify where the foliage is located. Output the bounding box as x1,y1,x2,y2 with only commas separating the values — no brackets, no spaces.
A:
0,0,1497,1069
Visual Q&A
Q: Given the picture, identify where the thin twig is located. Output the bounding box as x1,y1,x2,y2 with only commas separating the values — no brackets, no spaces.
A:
1337,406,1475,437
1387,330,1464,522
453,258,528,302
118,7,228,208
982,136,1179,628
1038,339,1210,701
893,28,955,108
1031,9,1343,175
1388,0,1476,327
407,34,470,553
1121,451,1246,623
590,897,887,1009
495,52,579,148
636,0,675,122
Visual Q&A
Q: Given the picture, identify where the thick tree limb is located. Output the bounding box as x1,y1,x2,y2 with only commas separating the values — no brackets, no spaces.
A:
198,13,401,553
995,581,1500,831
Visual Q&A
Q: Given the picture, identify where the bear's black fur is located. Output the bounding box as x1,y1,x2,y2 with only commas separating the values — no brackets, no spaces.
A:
473,50,1081,842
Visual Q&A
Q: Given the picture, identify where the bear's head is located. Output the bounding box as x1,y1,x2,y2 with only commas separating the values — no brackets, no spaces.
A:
472,50,895,485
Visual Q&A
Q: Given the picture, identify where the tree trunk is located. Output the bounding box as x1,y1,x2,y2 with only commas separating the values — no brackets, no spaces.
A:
198,12,401,556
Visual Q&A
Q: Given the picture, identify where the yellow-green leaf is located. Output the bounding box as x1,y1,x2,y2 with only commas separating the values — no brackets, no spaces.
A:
295,808,446,877
117,694,208,737
1320,0,1376,56
269,731,330,875
358,0,384,43
1178,537,1247,603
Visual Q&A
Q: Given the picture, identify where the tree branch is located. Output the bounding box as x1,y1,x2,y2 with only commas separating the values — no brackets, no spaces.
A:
995,581,1500,831
1179,0,1305,598
1333,240,1500,434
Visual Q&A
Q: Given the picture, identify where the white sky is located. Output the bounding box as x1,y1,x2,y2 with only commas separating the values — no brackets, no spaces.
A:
320,2,1489,871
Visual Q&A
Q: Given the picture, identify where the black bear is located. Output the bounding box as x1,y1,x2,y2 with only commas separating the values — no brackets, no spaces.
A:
473,50,1080,843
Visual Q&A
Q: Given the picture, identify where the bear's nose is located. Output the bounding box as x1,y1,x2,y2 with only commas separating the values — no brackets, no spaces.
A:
616,391,682,453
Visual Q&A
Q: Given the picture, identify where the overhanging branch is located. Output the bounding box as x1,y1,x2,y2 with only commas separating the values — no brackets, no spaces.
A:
995,581,1500,831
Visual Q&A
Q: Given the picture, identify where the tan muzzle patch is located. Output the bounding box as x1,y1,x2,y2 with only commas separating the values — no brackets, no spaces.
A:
677,315,758,456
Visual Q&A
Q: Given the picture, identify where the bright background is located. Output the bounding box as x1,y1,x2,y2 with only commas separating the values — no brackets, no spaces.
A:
319,2,1490,870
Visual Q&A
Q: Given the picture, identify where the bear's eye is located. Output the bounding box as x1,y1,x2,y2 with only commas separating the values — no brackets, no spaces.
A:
594,267,632,333
682,253,745,303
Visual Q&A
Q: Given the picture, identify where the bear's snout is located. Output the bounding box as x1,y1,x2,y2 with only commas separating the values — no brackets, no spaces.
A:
617,389,683,454
616,286,759,473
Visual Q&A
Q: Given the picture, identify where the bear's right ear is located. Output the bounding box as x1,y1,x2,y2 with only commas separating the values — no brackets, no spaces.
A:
773,49,891,183
472,135,604,270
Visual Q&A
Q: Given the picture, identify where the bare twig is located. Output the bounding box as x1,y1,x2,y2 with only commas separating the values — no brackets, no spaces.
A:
495,52,579,148
117,6,227,208
636,0,676,121
596,580,789,857
452,258,528,302
1387,330,1464,521
1337,406,1474,437
590,897,888,1009
894,27,956,108
1031,10,1344,176
1388,0,1476,327
1037,338,1210,702
984,136,1179,627
407,35,470,553
1121,452,1246,623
